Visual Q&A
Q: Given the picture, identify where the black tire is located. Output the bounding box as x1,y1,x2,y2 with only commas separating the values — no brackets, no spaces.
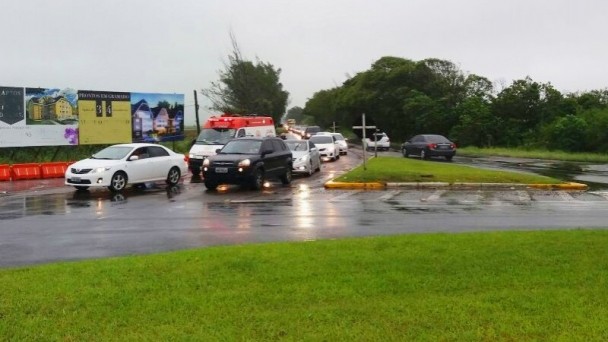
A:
315,162,321,172
251,168,264,190
308,161,314,176
75,186,89,191
108,171,127,192
402,148,409,158
204,180,218,191
166,167,181,185
336,154,340,160
280,168,292,185
421,150,429,160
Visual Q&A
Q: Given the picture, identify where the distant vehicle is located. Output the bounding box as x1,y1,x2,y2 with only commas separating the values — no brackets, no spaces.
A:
330,133,348,155
286,118,296,129
188,114,276,175
309,134,340,161
365,132,390,151
285,139,321,176
303,126,321,139
202,137,293,190
401,134,457,161
65,143,188,192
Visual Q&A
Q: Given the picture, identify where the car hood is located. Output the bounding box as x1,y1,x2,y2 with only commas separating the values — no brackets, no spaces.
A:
314,143,335,149
69,158,124,169
290,151,309,158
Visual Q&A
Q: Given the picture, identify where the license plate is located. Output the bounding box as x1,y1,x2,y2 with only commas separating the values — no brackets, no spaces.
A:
71,177,81,182
215,167,228,173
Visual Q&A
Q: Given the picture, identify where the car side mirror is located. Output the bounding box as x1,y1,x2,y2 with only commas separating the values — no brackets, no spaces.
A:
129,155,139,161
261,148,273,156
215,148,221,154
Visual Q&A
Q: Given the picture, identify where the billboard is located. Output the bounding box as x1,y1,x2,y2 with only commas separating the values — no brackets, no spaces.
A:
0,85,184,148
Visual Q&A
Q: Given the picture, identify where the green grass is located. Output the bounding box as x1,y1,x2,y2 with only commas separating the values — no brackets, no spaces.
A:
334,156,561,184
459,146,608,163
1,230,608,340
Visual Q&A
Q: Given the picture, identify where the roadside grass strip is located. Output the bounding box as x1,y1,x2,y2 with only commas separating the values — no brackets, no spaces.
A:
329,157,576,189
2,230,608,340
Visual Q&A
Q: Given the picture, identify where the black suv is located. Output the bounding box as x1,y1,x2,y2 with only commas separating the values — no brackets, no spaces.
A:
202,137,293,190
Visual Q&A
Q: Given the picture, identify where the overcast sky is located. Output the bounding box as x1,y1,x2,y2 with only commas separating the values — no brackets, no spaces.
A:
2,0,607,124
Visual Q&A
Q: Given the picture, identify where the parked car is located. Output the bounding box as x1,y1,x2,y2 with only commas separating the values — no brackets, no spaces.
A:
401,134,457,161
284,139,321,176
202,137,293,190
365,132,390,151
65,143,188,192
308,134,340,161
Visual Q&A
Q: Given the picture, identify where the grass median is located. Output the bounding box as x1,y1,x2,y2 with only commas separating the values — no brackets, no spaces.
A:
333,156,561,184
2,230,608,340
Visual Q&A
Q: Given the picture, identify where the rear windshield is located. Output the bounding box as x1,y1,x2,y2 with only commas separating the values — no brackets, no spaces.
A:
310,135,333,144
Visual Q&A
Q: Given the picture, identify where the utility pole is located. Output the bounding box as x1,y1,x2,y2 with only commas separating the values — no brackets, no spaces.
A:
193,90,201,135
352,113,376,170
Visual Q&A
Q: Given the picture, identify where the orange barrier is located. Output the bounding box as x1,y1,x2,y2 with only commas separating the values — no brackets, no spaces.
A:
0,164,11,181
11,163,42,180
41,162,69,179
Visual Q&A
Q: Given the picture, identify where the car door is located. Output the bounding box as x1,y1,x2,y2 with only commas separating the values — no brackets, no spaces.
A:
127,147,155,182
147,146,172,179
309,141,320,170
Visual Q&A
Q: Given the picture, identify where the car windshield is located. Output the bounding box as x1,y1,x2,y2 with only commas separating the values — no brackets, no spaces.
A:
195,128,237,145
332,134,345,141
91,146,133,160
220,140,262,154
286,141,308,151
310,136,333,144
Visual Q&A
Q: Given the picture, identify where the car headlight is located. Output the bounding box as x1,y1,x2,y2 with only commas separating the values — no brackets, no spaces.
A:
203,159,210,166
92,167,109,174
238,159,251,167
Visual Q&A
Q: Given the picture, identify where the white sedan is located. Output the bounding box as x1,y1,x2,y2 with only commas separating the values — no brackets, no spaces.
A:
65,143,188,192
285,139,321,176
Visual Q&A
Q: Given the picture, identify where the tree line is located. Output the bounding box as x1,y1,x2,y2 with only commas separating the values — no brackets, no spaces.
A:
297,56,608,152
202,42,608,153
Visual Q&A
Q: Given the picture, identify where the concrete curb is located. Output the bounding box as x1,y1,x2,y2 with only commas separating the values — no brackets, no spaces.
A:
324,180,589,190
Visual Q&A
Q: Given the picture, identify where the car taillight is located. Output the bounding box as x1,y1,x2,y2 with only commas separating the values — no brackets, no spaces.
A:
451,143,456,149
428,143,437,149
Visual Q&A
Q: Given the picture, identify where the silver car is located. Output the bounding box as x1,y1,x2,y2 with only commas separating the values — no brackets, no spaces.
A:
284,139,321,176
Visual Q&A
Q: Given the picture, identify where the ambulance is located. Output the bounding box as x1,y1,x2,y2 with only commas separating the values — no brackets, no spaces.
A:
188,114,276,175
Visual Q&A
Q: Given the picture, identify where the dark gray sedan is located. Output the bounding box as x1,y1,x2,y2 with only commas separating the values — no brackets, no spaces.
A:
401,134,457,161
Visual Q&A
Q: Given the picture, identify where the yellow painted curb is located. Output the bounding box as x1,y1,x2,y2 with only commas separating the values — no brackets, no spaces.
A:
527,182,588,190
324,181,386,190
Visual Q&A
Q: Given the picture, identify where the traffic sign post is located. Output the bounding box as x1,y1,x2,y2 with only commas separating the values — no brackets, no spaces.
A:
352,113,376,170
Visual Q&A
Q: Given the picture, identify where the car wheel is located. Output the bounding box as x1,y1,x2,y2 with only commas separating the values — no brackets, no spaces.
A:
108,171,127,192
308,161,314,176
251,168,264,190
280,168,292,185
421,150,429,160
315,161,321,172
204,180,218,191
75,186,89,191
336,154,340,160
402,148,409,158
166,167,181,185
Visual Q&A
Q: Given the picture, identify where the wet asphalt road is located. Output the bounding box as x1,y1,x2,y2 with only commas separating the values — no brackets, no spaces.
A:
2,146,608,268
